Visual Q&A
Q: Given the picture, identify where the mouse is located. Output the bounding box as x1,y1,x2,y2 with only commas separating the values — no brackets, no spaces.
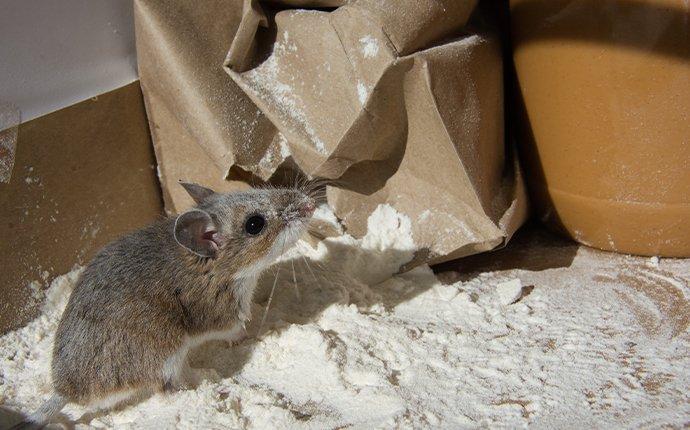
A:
14,182,315,428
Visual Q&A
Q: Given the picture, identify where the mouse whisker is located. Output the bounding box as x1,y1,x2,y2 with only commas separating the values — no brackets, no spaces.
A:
299,254,341,297
288,170,310,193
290,258,300,301
257,266,279,338
257,231,289,338
308,260,341,292
300,254,321,289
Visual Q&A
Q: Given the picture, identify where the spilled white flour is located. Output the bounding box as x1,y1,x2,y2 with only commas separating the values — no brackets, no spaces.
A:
356,81,369,106
359,36,379,59
1,205,689,429
242,31,327,156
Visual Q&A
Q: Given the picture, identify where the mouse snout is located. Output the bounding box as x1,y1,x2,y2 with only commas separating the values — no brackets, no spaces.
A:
299,201,316,218
283,199,315,221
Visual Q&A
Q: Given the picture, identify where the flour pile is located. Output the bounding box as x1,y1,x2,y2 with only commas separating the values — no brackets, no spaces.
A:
1,205,689,428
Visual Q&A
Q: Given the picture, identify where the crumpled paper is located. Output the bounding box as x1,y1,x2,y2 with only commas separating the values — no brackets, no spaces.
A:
135,0,528,265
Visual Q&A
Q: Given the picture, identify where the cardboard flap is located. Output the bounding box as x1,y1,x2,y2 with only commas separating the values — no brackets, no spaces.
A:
354,0,478,55
135,0,277,174
225,0,269,72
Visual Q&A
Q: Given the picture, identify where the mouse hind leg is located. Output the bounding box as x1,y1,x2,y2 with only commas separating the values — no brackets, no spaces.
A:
10,394,69,429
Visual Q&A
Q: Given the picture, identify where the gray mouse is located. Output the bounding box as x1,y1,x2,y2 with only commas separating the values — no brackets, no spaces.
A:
16,183,315,428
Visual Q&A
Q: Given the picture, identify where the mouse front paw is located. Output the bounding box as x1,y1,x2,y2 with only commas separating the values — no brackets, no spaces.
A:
163,378,190,391
163,363,199,391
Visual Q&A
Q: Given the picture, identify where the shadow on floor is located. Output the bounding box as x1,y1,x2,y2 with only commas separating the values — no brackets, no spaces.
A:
433,222,579,281
190,236,433,378
0,405,71,429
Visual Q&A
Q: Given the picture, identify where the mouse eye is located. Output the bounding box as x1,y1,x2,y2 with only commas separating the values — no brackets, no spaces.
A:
244,215,266,236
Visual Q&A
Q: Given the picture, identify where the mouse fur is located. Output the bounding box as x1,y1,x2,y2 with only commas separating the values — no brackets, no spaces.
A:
18,184,315,427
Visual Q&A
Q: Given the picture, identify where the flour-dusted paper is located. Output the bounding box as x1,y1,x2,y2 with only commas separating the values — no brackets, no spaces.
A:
135,0,528,265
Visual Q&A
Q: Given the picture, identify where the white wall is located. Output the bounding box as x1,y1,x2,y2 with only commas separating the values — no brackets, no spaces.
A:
0,0,138,123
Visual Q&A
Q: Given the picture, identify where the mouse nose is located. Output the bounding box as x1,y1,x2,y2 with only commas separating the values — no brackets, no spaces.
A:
299,201,315,217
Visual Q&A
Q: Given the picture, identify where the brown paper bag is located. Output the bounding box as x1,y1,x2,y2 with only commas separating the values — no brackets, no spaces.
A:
135,0,528,264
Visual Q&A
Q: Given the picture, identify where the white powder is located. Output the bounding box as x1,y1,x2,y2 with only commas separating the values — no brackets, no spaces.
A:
356,81,368,106
242,33,327,155
1,206,689,428
311,203,343,236
257,148,274,168
417,209,432,222
359,36,379,58
253,133,293,180
277,134,291,159
495,278,523,306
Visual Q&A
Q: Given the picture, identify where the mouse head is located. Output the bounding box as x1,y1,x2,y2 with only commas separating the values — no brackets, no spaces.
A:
174,182,315,278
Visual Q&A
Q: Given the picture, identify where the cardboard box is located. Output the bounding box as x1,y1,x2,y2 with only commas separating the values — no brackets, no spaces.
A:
0,83,162,333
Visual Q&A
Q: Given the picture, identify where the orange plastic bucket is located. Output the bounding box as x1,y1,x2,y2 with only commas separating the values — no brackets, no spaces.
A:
511,0,690,256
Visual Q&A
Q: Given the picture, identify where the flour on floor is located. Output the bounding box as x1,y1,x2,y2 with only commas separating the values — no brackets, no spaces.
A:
1,205,688,428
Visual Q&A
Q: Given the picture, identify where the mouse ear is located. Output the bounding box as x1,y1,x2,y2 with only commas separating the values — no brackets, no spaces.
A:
179,182,216,204
174,209,219,258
